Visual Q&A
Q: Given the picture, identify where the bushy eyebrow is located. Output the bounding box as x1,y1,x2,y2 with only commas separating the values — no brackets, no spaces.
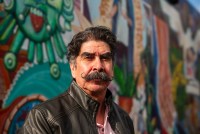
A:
80,52,112,59
80,52,94,58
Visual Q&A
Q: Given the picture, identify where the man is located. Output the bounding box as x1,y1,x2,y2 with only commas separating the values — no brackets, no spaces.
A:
18,26,134,134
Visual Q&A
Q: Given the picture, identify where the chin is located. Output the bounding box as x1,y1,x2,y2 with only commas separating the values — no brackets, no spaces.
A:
92,84,107,90
88,83,108,92
92,80,110,88
92,79,110,84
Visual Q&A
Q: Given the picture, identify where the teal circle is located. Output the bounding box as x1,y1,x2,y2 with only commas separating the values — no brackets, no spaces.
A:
4,52,17,70
50,63,60,79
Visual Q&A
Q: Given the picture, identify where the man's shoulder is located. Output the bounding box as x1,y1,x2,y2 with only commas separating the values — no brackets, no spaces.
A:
112,102,131,117
32,91,79,115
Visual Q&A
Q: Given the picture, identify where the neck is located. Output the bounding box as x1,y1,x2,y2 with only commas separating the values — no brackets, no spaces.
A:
96,100,106,125
89,89,107,103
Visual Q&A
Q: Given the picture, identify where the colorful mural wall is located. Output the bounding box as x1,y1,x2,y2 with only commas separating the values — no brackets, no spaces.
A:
0,0,200,133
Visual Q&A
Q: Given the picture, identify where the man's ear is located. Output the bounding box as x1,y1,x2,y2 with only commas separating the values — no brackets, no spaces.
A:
70,63,76,78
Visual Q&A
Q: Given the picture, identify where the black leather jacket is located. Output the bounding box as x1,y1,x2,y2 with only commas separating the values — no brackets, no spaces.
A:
18,81,134,134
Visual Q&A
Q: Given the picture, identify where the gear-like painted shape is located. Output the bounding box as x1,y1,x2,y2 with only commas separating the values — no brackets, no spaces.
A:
4,52,16,70
50,63,60,79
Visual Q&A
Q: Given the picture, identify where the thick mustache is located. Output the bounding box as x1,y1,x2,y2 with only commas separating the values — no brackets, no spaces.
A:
81,72,113,82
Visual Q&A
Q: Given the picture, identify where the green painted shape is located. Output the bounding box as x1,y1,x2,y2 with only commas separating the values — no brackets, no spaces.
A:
55,32,66,53
53,33,64,58
45,40,55,64
10,30,25,53
28,41,35,62
37,43,43,63
0,18,16,43
0,15,13,34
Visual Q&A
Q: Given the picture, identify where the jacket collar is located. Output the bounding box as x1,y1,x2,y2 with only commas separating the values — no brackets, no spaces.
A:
68,80,114,114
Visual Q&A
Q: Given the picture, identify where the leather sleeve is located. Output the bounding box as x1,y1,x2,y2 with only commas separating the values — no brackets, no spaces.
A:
17,108,52,134
112,103,135,134
126,115,135,134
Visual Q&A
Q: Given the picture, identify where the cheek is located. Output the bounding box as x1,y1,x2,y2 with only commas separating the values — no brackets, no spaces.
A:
110,68,114,76
77,64,92,76
106,64,114,76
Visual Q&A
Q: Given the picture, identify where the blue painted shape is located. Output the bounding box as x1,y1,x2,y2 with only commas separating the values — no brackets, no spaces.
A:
8,100,42,134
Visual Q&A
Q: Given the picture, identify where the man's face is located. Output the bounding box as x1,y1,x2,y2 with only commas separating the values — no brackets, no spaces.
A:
70,40,114,97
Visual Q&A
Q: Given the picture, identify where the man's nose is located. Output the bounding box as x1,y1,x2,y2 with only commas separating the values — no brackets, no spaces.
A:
93,57,104,71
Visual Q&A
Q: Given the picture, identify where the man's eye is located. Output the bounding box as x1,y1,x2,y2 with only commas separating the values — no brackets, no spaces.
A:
100,56,110,61
100,54,112,61
84,55,94,60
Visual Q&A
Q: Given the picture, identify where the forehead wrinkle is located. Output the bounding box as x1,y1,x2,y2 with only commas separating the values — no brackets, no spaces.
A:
81,40,110,51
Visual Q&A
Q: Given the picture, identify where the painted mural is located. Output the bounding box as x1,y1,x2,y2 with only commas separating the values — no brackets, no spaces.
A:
0,0,200,134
